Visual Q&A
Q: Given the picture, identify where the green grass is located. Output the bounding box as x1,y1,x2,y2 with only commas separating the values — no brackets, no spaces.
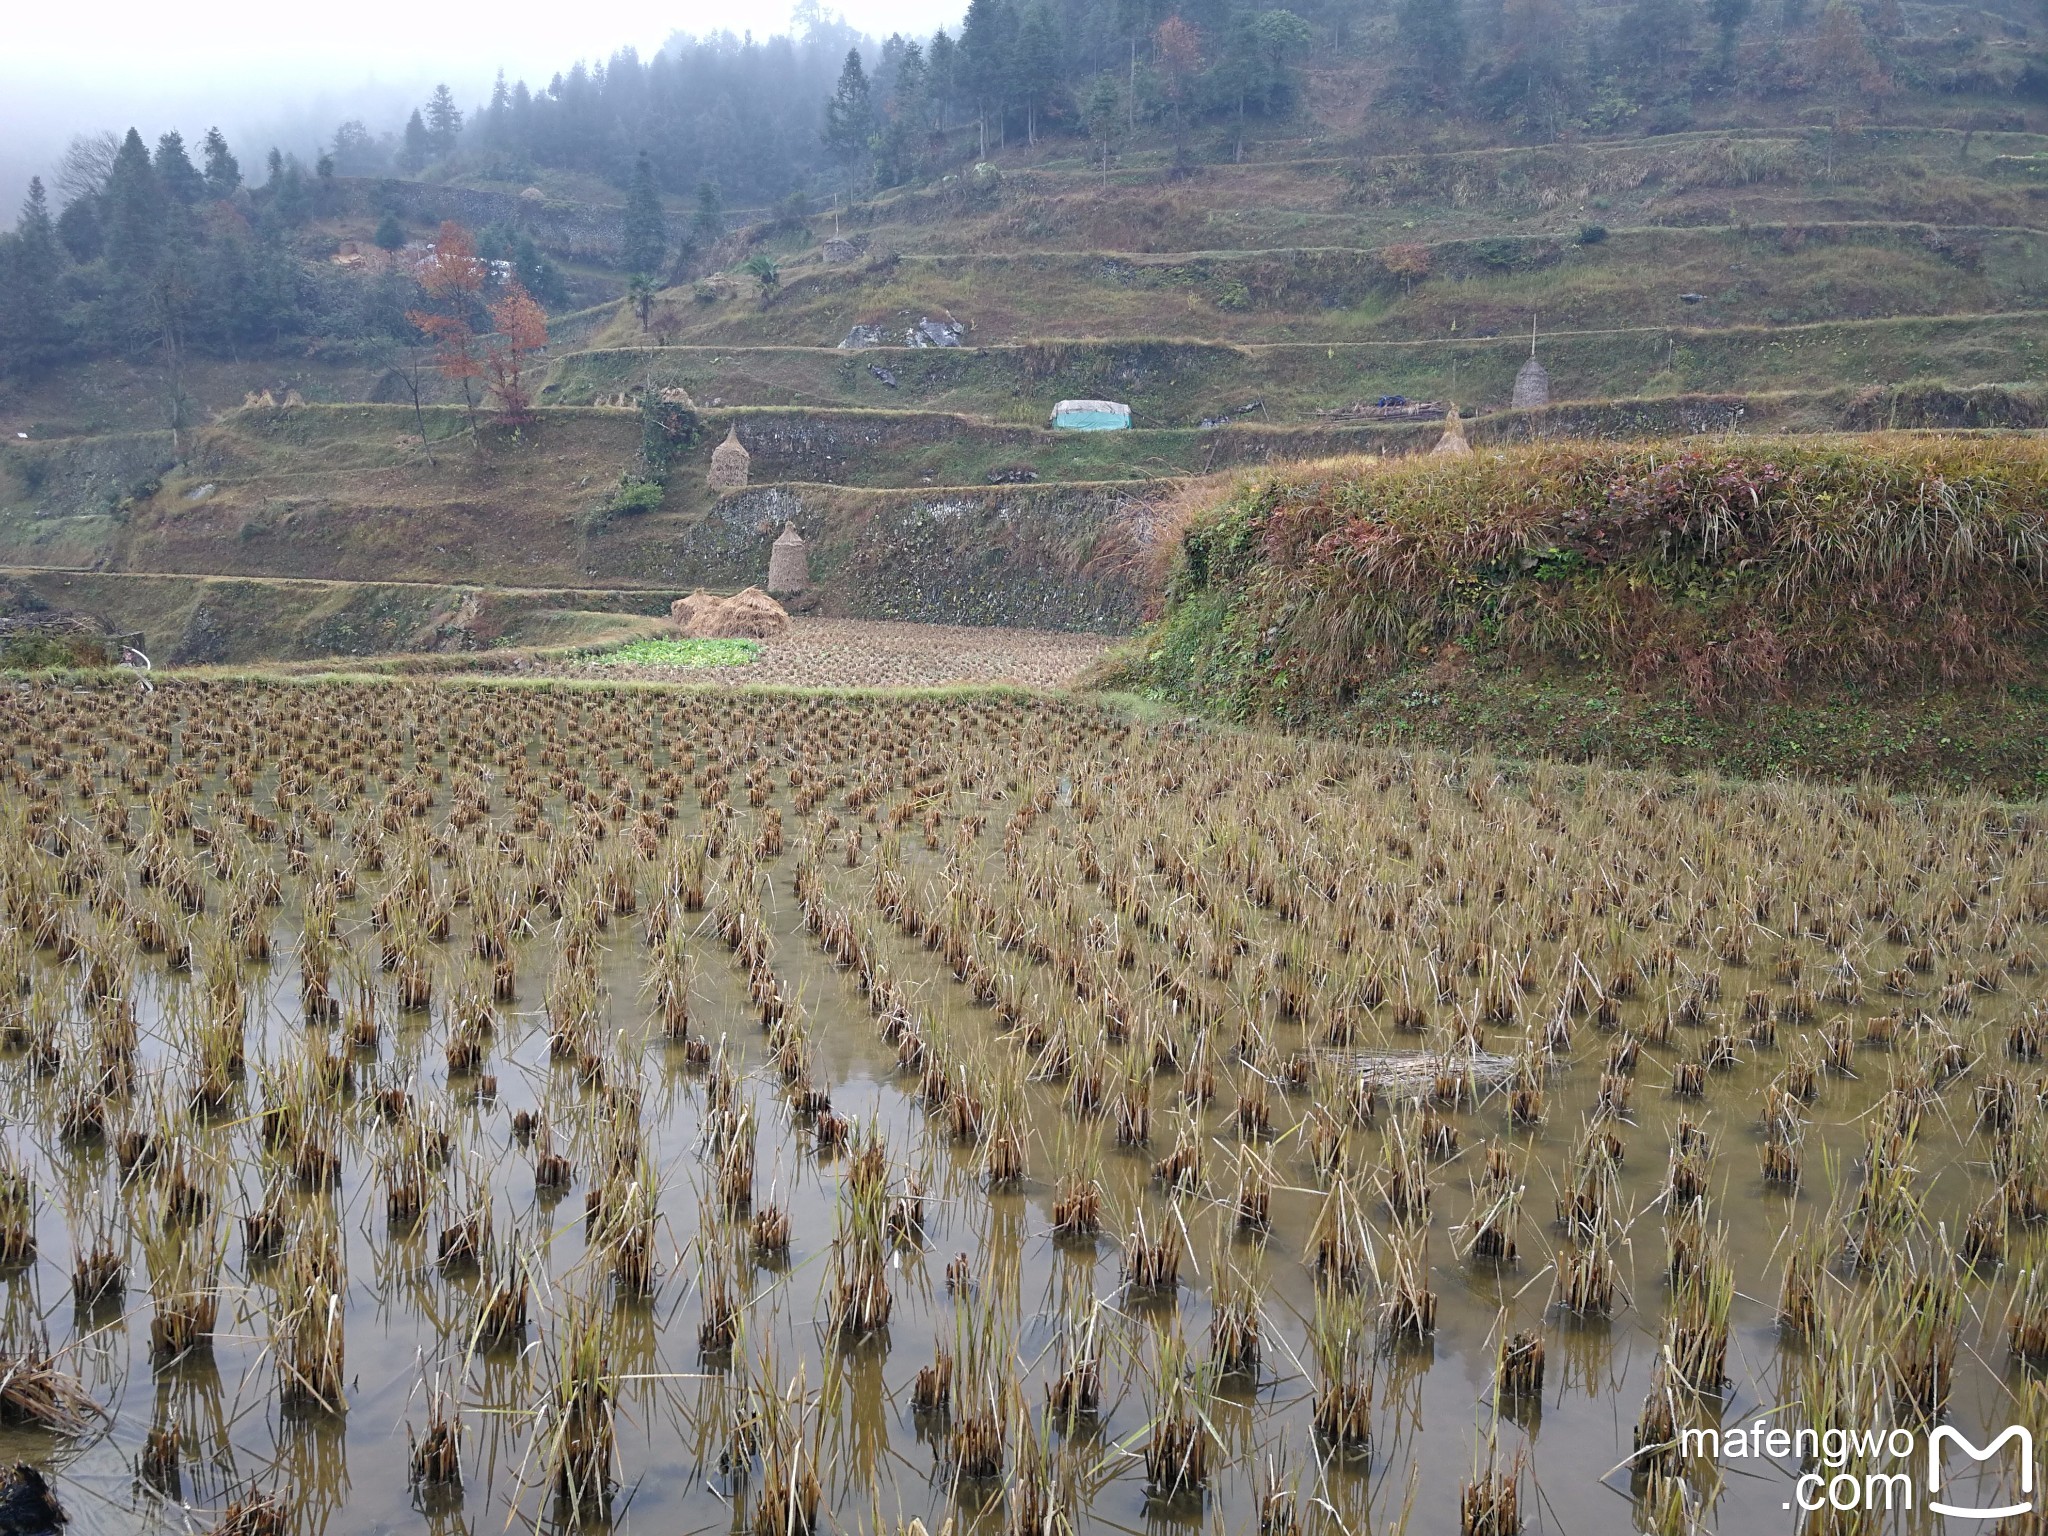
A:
588,637,762,668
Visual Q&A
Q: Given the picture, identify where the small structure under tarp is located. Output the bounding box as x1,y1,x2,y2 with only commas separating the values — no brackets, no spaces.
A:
1051,399,1131,431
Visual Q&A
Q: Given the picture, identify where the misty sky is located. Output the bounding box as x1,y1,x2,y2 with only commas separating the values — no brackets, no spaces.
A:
0,0,963,206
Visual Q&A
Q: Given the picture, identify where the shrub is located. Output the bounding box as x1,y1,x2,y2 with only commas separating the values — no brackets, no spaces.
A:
1577,223,1609,244
608,478,665,516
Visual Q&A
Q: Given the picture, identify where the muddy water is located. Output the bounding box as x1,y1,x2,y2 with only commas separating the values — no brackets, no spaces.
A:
0,684,2039,1536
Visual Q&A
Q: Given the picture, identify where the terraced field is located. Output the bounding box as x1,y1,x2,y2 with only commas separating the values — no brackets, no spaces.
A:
10,101,2048,662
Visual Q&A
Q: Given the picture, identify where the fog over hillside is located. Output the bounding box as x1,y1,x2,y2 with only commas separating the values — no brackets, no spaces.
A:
0,0,961,206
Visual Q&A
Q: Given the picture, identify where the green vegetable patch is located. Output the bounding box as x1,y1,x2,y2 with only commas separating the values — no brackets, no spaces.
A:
590,638,763,669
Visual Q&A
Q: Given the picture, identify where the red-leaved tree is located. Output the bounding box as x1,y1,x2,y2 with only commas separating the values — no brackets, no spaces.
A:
406,220,487,436
485,283,548,426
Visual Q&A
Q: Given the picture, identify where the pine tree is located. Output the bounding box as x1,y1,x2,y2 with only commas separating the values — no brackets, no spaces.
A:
15,180,59,292
693,180,723,245
271,162,311,227
485,71,511,141
825,49,877,169
1,178,65,369
960,0,1015,156
512,234,566,306
201,128,241,199
1082,73,1125,181
375,212,406,252
927,30,959,130
622,151,668,277
426,85,464,156
103,129,163,276
401,111,432,173
153,131,205,206
874,41,929,186
1014,7,1064,145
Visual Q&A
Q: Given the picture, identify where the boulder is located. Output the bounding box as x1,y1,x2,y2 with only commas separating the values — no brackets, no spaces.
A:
669,587,790,639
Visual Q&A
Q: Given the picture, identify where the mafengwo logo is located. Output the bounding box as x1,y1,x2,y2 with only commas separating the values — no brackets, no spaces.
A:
1928,1425,2035,1521
1682,1421,2037,1518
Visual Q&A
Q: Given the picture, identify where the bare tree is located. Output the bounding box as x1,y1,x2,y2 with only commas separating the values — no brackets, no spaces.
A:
56,131,122,205
402,345,438,466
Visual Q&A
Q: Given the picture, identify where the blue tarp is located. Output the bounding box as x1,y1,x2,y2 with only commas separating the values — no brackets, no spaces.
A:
1052,399,1131,431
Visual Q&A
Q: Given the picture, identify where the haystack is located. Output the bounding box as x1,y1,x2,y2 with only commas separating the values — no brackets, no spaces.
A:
1512,355,1551,410
669,587,789,639
708,427,750,490
766,522,809,595
1431,405,1472,458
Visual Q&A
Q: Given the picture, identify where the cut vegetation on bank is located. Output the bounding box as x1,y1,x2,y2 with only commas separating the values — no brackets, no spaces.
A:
1115,433,2048,791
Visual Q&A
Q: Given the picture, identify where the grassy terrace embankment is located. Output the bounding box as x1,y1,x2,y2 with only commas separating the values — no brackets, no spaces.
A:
1113,434,2048,792
605,226,2048,351
549,317,2048,427
811,130,2048,257
0,405,1150,643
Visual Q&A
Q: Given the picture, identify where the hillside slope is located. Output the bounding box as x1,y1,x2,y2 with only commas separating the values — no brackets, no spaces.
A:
11,19,2048,669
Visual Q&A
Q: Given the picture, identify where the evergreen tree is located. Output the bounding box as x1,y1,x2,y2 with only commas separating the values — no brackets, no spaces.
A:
512,234,567,306
1473,0,1585,133
15,180,59,293
426,85,464,156
375,212,406,251
1,178,66,369
401,110,431,173
621,151,668,276
873,42,930,185
103,129,163,276
153,131,205,205
330,120,379,175
266,147,284,185
693,180,723,245
927,30,959,130
55,198,99,264
1252,9,1316,112
271,162,311,227
201,128,241,198
825,49,877,168
1620,0,1694,84
1014,7,1064,144
485,71,511,141
960,0,1015,155
1705,0,1755,70
1081,72,1125,180
1393,0,1469,106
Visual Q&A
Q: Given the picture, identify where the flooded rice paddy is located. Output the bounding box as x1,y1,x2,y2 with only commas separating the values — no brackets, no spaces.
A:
0,677,2041,1535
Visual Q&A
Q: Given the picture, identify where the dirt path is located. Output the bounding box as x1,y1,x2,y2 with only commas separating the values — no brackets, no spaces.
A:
567,617,1116,690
